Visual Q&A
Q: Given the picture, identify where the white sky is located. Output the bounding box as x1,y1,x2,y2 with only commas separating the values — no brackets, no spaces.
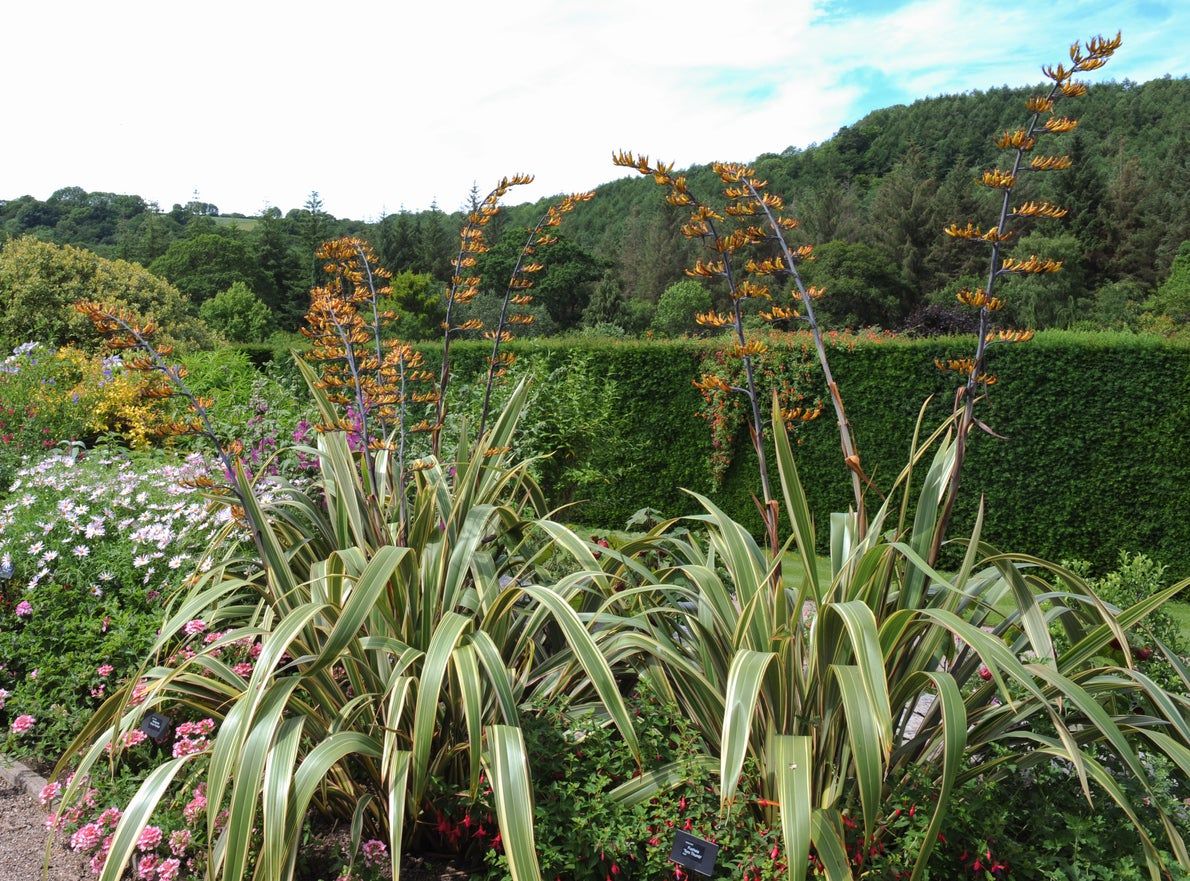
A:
2,0,1185,219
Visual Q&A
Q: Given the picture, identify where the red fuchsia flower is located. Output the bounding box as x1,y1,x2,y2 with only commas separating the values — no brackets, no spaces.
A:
978,665,992,681
14,600,32,617
11,714,35,734
1137,646,1154,661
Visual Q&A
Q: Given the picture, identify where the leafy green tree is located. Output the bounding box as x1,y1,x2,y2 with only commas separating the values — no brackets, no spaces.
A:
299,191,329,289
413,204,454,282
254,208,307,329
149,232,267,304
1000,231,1088,328
1082,279,1145,330
198,281,273,343
377,211,419,273
379,270,445,340
1146,240,1190,325
868,148,940,298
802,241,911,327
1052,133,1109,280
113,211,179,266
0,236,216,351
583,270,629,329
651,280,710,337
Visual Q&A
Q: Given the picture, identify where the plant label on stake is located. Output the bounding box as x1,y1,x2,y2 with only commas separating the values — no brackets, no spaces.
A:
139,712,172,745
669,830,719,877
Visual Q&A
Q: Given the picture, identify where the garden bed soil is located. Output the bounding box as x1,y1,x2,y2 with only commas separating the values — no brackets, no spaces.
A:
0,779,89,880
0,781,474,881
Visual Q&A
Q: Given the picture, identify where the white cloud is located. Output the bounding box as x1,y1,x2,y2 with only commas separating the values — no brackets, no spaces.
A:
1,0,1184,219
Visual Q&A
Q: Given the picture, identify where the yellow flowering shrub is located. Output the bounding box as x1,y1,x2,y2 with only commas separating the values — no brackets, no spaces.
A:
55,348,174,449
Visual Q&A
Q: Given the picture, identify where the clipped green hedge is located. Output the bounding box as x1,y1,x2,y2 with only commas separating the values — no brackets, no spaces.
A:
428,331,1190,575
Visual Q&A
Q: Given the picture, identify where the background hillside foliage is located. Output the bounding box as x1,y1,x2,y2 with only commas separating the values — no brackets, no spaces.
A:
1,77,1187,340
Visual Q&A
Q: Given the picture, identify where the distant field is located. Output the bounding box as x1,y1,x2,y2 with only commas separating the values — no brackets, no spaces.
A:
212,215,259,230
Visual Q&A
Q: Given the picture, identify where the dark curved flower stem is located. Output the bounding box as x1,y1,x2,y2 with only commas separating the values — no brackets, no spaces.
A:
353,242,389,440
478,218,548,441
744,179,867,535
434,185,506,458
324,295,378,492
931,78,1064,563
96,313,265,553
691,198,776,549
396,348,409,543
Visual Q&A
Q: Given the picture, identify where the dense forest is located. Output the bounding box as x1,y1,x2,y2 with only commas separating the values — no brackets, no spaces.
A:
2,76,1187,344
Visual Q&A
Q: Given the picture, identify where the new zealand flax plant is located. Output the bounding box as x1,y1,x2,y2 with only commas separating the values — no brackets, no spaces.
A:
63,251,645,881
931,32,1123,560
604,30,1188,881
593,394,1190,880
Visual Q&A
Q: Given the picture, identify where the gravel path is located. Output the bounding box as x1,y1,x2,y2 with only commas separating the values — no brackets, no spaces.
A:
0,780,89,880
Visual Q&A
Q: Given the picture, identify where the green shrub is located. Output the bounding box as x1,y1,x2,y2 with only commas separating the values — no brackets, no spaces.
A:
198,282,274,343
410,331,1190,575
479,687,782,881
651,279,710,337
0,236,216,352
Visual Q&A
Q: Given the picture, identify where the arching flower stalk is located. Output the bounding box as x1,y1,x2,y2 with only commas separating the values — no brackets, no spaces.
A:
303,263,382,489
303,238,435,536
433,174,534,457
72,301,258,539
612,152,821,552
932,32,1122,560
717,162,871,533
477,190,595,442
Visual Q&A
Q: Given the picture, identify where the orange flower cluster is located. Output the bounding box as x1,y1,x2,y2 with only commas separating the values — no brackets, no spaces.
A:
476,190,594,437
73,301,203,441
613,150,825,443
939,31,1121,390
302,238,435,441
434,175,534,452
